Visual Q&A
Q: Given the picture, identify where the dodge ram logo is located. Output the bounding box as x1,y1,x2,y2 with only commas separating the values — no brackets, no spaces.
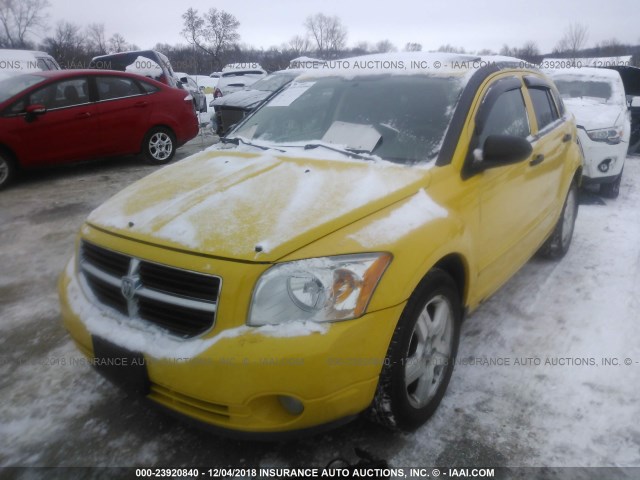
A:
121,275,140,300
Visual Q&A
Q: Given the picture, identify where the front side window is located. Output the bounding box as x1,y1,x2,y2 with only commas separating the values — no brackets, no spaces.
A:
478,88,530,147
30,78,89,109
528,87,559,131
96,76,143,101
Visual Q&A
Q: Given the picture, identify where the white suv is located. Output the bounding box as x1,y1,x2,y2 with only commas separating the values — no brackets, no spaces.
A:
213,68,267,99
547,68,630,198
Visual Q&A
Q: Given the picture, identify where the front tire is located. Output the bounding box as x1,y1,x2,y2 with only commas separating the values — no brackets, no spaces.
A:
143,127,176,165
538,180,578,259
0,151,17,190
370,269,462,431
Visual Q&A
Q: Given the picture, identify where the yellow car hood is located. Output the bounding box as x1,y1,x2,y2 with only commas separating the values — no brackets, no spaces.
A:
87,150,430,262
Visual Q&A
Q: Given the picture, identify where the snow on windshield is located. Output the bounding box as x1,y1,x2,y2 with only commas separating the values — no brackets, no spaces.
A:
233,75,465,165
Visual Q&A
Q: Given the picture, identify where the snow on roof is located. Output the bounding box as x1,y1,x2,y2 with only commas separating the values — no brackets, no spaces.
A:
288,56,324,69
545,67,624,80
223,62,264,72
542,56,632,68
291,52,528,79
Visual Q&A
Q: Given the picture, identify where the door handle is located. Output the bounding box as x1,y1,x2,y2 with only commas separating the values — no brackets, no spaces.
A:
134,101,148,108
76,111,91,118
530,154,544,166
562,133,572,143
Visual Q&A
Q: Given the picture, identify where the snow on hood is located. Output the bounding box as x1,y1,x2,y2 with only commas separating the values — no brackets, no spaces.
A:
86,151,429,262
212,88,270,109
563,99,623,130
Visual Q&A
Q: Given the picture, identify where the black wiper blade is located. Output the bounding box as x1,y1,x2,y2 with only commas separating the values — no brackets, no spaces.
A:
222,137,285,152
302,143,375,160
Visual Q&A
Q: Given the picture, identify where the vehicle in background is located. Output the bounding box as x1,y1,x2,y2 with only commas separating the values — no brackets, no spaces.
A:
209,71,222,79
629,96,640,155
213,68,267,99
547,68,630,198
176,72,207,113
211,70,301,135
59,53,582,437
89,50,181,89
0,50,60,80
0,70,199,189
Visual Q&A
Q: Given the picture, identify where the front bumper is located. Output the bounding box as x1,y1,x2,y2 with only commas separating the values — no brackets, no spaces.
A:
577,128,627,183
58,253,404,435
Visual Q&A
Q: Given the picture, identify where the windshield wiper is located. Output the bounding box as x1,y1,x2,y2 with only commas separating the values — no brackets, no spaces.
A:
221,137,285,152
302,143,376,160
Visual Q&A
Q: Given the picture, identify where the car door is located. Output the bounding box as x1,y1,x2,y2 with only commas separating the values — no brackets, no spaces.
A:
13,76,101,167
463,75,543,301
93,75,152,155
521,77,572,240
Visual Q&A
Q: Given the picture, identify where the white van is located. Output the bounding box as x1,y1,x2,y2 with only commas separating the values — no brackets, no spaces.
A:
0,49,61,78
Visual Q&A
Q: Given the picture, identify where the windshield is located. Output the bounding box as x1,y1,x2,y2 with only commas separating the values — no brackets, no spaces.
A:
554,79,613,102
0,74,46,103
250,73,297,92
233,75,463,165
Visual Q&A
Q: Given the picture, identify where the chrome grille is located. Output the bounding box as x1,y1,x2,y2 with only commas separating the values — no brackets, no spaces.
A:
80,241,221,337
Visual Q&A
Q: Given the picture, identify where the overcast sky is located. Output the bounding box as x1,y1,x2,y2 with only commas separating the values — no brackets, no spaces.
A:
42,0,638,55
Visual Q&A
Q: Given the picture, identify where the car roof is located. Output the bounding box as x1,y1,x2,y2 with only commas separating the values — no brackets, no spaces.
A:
12,69,168,84
546,67,623,82
293,52,528,80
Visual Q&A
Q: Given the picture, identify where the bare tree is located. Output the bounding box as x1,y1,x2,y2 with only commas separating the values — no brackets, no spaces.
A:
108,33,129,53
181,8,204,50
437,44,466,54
0,0,50,48
86,23,108,56
180,8,240,70
374,39,396,53
517,41,540,63
595,38,626,56
352,41,371,53
554,23,589,60
404,42,422,52
304,13,347,58
288,35,310,56
41,21,85,67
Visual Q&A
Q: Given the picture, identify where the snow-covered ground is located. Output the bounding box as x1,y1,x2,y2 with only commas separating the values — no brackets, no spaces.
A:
0,149,639,470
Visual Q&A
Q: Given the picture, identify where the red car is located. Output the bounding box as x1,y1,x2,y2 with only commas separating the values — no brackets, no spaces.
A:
0,70,199,189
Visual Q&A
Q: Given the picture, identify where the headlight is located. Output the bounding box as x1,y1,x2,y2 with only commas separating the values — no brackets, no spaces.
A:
586,127,622,144
248,253,392,326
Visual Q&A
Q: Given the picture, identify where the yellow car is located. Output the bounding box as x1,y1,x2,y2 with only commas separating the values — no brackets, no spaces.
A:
59,53,582,437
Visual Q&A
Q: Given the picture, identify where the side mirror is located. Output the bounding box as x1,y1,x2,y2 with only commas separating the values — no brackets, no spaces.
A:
25,104,46,122
466,135,532,176
483,134,533,166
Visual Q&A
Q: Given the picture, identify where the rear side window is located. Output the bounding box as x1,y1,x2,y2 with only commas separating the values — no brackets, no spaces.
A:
478,88,530,147
97,76,143,100
529,88,560,131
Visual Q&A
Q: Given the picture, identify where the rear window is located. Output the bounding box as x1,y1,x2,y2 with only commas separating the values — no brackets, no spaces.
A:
554,80,613,101
222,70,264,78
